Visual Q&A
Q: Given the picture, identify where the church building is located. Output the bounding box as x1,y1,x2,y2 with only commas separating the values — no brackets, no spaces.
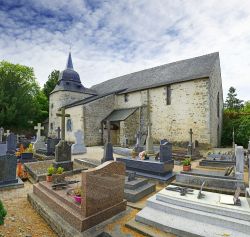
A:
49,52,223,148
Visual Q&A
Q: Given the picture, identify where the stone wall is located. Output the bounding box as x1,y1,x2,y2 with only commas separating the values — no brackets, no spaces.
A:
65,105,84,142
116,78,212,146
209,57,224,147
84,94,115,146
49,91,89,137
122,109,140,145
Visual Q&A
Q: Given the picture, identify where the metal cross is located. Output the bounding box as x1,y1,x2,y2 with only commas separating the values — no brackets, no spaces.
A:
34,123,44,140
56,108,70,140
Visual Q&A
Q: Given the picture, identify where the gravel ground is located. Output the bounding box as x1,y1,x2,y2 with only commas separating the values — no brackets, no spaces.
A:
0,181,57,237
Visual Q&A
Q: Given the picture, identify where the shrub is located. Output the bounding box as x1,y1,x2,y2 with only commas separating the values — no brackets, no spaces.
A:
182,158,191,166
47,165,55,176
56,167,64,174
0,200,7,225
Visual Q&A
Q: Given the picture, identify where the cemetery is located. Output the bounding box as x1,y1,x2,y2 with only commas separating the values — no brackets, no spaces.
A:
1,3,250,236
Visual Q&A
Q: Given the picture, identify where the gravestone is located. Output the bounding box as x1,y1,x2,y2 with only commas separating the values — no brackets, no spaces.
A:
53,108,73,171
0,143,7,156
146,124,154,154
101,121,114,163
71,130,87,155
47,138,60,155
33,123,46,152
134,131,143,153
0,127,4,143
159,139,172,162
7,133,17,154
0,155,23,189
29,161,127,234
187,128,193,157
235,146,244,180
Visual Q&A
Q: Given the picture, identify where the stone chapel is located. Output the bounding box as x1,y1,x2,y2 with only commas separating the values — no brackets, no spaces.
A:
49,52,223,147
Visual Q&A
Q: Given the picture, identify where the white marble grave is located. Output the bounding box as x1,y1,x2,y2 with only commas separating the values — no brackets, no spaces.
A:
135,185,250,237
33,123,46,152
71,130,87,155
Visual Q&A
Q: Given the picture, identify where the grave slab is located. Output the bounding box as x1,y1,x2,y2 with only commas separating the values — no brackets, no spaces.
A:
124,175,156,203
134,185,250,237
28,161,127,233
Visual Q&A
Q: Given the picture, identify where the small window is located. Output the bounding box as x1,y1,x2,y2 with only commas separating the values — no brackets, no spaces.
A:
50,123,53,130
51,103,54,109
217,92,220,117
124,93,128,102
166,85,171,105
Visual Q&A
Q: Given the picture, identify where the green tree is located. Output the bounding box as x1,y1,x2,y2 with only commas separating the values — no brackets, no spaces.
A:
43,70,59,99
0,61,46,131
224,87,244,111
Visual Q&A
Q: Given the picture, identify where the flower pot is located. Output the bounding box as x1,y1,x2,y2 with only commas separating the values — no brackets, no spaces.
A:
183,165,191,171
46,175,53,182
73,195,82,204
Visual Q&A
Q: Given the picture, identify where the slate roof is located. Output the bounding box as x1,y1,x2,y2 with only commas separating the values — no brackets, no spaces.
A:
91,52,219,95
103,108,137,122
51,53,96,95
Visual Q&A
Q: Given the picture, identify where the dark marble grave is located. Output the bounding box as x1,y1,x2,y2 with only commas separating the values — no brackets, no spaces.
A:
124,173,156,202
116,140,174,181
53,140,73,171
0,154,23,190
7,133,17,154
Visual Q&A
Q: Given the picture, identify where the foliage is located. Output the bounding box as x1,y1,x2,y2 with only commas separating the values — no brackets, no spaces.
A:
224,87,243,111
0,61,47,130
221,109,250,148
182,158,191,166
43,70,59,99
56,167,64,174
47,165,55,176
0,200,7,225
74,187,83,197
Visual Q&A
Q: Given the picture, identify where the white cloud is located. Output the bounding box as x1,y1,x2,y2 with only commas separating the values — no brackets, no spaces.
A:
0,0,250,101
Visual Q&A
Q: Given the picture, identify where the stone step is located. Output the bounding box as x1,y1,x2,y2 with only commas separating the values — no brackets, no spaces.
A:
125,183,156,203
135,206,249,237
125,178,148,190
38,181,81,213
145,195,250,234
155,192,250,221
33,183,84,231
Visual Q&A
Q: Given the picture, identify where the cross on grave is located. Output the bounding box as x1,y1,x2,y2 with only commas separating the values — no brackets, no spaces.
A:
188,128,193,157
34,123,44,140
0,127,4,143
56,108,70,141
107,120,111,143
55,127,61,139
4,130,10,137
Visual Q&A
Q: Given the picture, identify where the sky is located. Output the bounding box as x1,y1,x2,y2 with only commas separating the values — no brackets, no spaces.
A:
0,0,250,101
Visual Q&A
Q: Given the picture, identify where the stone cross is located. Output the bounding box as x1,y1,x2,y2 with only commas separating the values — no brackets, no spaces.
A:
55,127,61,139
232,127,235,149
34,123,44,140
56,108,70,140
0,127,4,143
107,120,111,143
4,130,10,137
188,128,193,158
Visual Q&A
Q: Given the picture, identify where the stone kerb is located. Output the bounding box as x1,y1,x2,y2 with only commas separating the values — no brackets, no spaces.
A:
81,161,125,217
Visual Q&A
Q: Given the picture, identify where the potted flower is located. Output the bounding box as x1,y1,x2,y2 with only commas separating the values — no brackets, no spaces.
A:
73,187,83,204
56,167,64,175
182,158,191,171
47,165,55,182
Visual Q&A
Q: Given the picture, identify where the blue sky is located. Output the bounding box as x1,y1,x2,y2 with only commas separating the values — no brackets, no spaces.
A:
0,0,250,101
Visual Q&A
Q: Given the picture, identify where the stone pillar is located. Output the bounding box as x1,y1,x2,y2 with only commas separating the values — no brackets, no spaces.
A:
235,146,244,180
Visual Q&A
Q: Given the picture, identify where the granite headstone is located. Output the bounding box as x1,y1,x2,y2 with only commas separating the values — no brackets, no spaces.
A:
7,133,17,154
159,139,172,162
